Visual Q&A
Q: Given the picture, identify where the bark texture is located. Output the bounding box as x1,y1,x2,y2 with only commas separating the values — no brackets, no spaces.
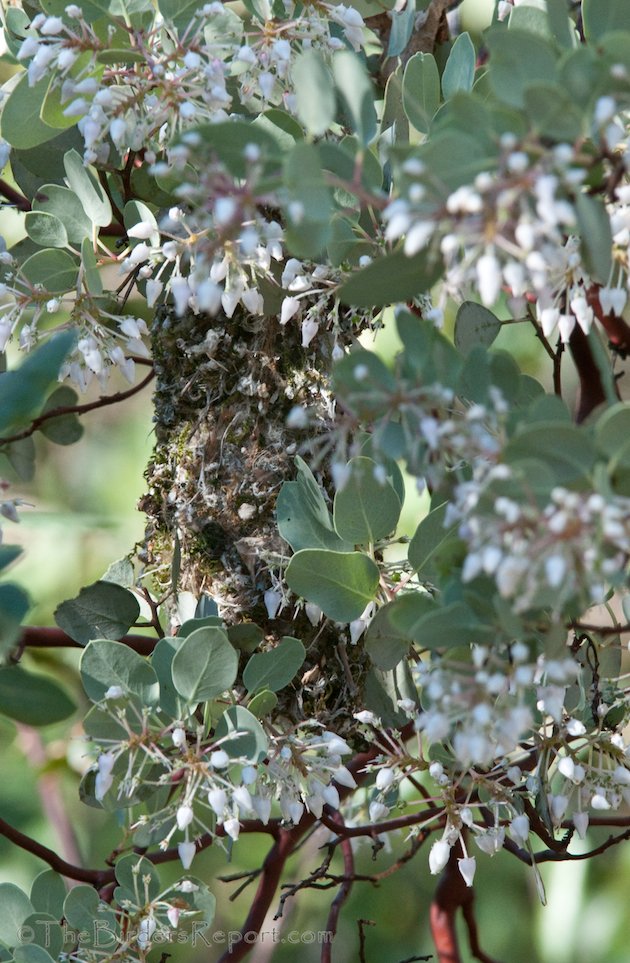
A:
138,307,371,736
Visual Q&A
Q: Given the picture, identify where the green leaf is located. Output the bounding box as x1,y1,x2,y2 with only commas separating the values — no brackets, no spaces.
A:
20,915,62,959
333,457,401,544
3,7,30,59
102,557,135,587
364,662,419,727
390,597,483,649
403,52,440,133
80,236,103,295
284,142,332,258
123,200,160,247
364,602,411,669
13,945,56,963
243,637,306,694
24,212,69,249
595,403,630,463
41,72,82,132
4,437,36,483
442,33,476,99
114,854,160,903
285,549,380,622
226,623,264,654
485,29,558,108
80,639,159,704
408,501,459,581
20,249,79,294
575,193,613,285
30,872,67,920
524,83,583,142
338,250,442,307
292,50,336,137
387,2,417,58
333,349,396,421
39,386,83,445
0,74,59,150
158,0,201,31
180,616,223,636
214,705,268,762
63,149,112,227
332,50,377,145
0,584,30,659
55,580,140,645
0,666,76,726
63,886,118,949
0,330,76,436
0,546,22,574
397,311,462,387
171,626,238,703
504,421,596,484
33,186,93,244
381,68,409,143
185,121,281,178
454,301,502,354
277,456,352,553
247,689,278,718
0,884,34,948
583,0,630,40
546,0,577,48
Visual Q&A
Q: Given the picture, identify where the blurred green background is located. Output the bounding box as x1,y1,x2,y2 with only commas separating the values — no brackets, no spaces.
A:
2,1,630,961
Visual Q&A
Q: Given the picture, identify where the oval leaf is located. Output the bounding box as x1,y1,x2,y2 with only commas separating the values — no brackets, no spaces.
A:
20,249,79,294
63,149,112,227
25,211,69,249
333,457,401,544
171,626,238,702
243,637,306,693
0,666,76,726
0,884,34,948
454,301,502,354
403,52,440,133
80,639,159,704
292,49,336,137
54,580,140,645
285,549,380,622
214,705,268,762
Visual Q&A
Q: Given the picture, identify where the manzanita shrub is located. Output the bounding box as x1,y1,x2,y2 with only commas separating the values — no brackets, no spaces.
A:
1,0,630,959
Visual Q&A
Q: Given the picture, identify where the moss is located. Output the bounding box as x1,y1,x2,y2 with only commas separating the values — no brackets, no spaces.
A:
137,304,371,729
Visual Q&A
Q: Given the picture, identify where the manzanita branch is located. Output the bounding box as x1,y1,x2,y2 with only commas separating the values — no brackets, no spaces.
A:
322,816,354,963
0,368,154,446
0,178,31,212
0,814,114,886
19,626,159,656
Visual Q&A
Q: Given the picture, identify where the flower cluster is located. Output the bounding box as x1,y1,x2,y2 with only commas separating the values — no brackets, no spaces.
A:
88,687,358,871
17,3,367,165
458,482,630,614
386,95,630,335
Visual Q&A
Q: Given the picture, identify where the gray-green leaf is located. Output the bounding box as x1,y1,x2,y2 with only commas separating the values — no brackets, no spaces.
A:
55,580,140,645
285,549,380,622
171,626,238,703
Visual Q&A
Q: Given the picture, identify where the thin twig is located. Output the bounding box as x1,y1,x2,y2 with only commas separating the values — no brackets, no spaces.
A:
0,368,154,446
358,919,376,963
19,626,160,656
322,818,354,963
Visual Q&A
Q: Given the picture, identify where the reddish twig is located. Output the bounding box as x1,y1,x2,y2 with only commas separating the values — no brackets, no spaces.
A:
0,368,154,446
568,324,613,422
19,626,159,656
0,814,114,886
322,814,354,963
320,804,443,841
358,919,376,963
0,178,31,212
